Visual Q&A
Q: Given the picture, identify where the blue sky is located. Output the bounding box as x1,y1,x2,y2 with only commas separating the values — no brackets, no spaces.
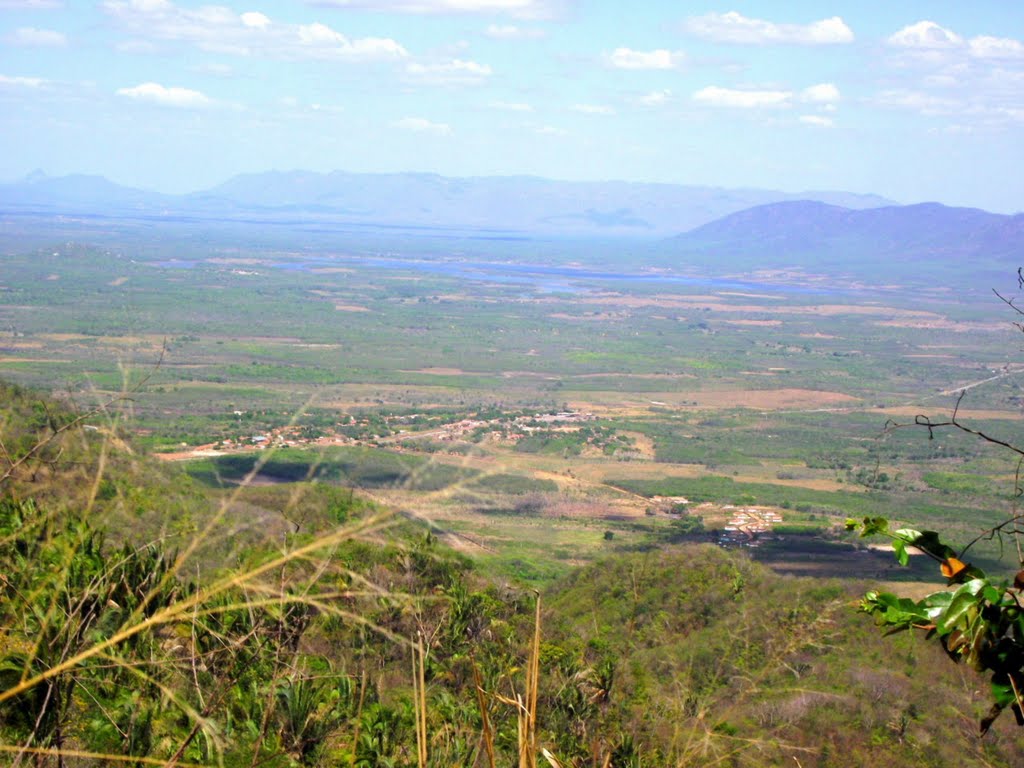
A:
1,1,1022,212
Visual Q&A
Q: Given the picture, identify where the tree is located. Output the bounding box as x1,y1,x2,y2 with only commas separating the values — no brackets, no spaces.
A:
848,271,1024,734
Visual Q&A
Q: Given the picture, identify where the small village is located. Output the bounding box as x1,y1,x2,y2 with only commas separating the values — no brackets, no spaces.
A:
158,408,599,460
717,505,784,548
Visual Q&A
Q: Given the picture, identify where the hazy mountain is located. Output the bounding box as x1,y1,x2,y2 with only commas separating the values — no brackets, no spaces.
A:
0,169,894,237
665,200,1024,279
191,170,894,234
0,171,172,211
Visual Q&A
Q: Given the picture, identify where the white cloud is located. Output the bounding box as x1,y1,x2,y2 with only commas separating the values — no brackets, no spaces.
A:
8,27,66,47
872,89,960,115
570,103,615,115
405,58,492,85
484,23,545,39
969,36,1024,60
0,0,62,7
0,74,47,88
240,11,270,28
116,81,212,108
309,0,565,19
878,22,1024,128
887,21,962,49
393,116,452,136
490,100,533,111
799,114,833,127
684,12,853,45
534,124,567,136
637,89,671,107
800,83,840,104
692,86,791,108
102,0,408,61
608,47,684,70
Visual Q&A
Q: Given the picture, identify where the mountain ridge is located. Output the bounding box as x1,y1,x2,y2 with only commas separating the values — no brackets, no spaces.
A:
0,169,895,237
665,199,1024,279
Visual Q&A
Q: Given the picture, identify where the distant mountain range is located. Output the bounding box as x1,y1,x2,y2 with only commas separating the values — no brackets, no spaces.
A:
666,200,1024,274
3,171,1021,282
0,169,893,237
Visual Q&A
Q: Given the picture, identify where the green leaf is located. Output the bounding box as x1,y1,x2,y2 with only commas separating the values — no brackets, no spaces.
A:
892,539,909,567
991,680,1017,708
894,529,957,561
937,580,988,634
982,585,1003,605
858,517,890,537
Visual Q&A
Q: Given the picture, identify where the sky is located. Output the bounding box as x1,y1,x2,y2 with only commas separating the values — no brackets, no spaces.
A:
1,1,1023,212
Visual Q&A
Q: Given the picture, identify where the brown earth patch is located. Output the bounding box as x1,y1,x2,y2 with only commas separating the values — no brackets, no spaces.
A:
1,341,43,349
579,295,945,320
570,372,694,380
108,276,129,286
722,319,782,326
411,367,469,375
0,357,67,363
874,405,1024,420
548,312,623,321
334,304,370,312
717,291,781,299
874,319,1006,331
571,388,859,411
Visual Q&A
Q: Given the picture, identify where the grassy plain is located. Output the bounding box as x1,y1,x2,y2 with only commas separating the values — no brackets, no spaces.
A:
2,223,1022,589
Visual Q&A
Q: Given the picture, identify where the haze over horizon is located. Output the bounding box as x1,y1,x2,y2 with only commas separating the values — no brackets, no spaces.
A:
2,1,1023,213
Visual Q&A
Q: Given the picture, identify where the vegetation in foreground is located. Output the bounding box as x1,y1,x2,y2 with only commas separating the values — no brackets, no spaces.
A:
3,382,1024,766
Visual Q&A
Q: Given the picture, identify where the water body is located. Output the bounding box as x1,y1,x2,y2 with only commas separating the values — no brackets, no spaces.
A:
151,252,836,295
271,255,836,296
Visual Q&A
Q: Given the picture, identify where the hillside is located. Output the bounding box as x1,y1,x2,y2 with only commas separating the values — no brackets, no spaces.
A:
666,200,1024,279
3,383,1024,766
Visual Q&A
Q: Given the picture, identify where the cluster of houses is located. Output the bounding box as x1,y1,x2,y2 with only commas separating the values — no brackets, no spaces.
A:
170,409,598,459
400,410,597,444
719,506,783,548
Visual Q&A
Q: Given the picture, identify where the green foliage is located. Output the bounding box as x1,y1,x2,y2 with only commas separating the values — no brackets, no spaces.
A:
665,514,705,540
847,515,1024,732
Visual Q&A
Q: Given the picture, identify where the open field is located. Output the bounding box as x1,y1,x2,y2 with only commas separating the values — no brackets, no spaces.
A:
2,231,1023,586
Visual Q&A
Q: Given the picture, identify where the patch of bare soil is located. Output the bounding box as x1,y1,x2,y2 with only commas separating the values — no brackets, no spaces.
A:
410,367,468,375
574,294,948,319
717,291,782,299
547,312,627,321
874,319,1006,331
875,406,1024,420
0,357,67,363
334,304,370,312
662,388,861,409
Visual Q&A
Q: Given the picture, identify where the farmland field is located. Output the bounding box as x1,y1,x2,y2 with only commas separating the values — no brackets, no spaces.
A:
2,223,1022,589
